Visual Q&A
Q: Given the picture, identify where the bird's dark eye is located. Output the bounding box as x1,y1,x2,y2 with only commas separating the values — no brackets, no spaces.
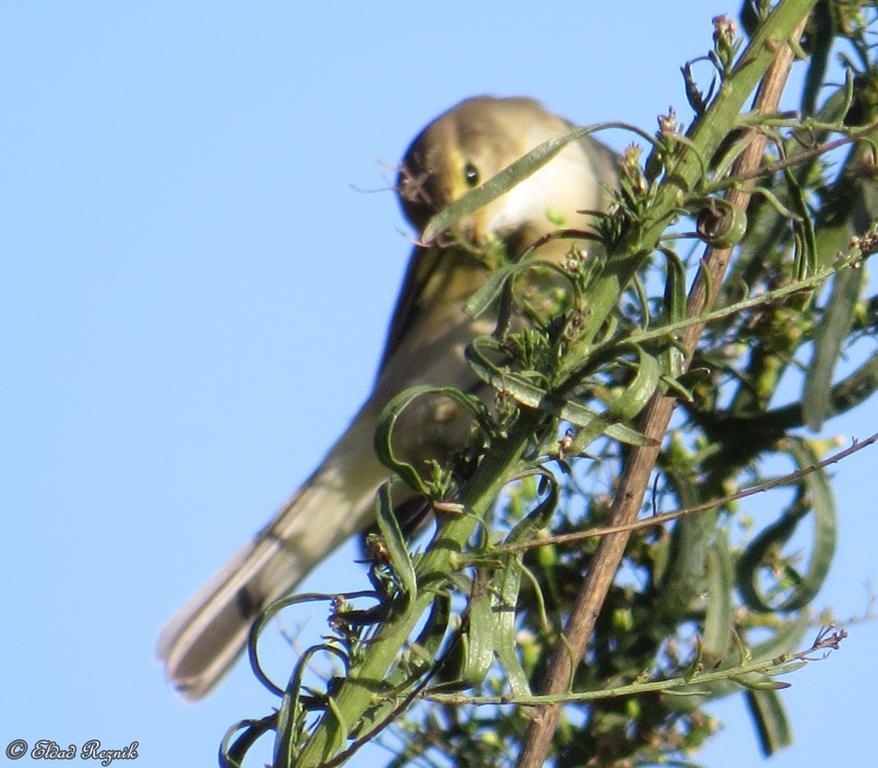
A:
463,162,480,187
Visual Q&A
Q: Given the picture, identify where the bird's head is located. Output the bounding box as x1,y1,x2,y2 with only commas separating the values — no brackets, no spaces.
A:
397,96,612,257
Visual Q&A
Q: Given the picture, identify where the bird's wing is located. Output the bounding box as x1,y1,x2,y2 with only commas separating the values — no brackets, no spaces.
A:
375,244,447,373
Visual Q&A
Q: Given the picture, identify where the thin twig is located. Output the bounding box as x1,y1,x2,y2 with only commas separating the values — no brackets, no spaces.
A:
709,118,878,190
488,431,877,555
426,626,847,706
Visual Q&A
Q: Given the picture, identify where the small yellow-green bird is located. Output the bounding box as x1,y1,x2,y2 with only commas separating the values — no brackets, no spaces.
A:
158,95,618,700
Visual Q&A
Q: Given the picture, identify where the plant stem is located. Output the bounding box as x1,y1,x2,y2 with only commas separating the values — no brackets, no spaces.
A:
516,4,814,766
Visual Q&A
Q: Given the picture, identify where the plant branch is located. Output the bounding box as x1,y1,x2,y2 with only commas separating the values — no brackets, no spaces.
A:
707,118,878,191
488,431,877,555
426,626,847,706
515,8,813,766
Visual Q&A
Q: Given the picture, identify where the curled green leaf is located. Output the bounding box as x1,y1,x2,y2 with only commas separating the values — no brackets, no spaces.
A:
737,438,837,612
696,198,748,247
374,384,489,496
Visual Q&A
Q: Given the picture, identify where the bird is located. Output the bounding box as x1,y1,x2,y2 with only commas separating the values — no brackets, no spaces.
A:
157,95,618,700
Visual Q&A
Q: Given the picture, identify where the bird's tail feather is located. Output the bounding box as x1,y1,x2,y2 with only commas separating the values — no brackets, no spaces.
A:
158,414,384,700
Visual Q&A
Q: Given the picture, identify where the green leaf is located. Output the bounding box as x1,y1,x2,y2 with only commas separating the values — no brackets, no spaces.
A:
374,384,487,495
375,483,418,607
745,689,793,757
702,532,734,659
608,346,662,421
657,247,688,379
784,164,817,280
491,477,558,697
324,695,349,756
731,674,791,691
463,261,522,318
800,0,836,116
464,259,570,319
803,267,862,429
458,580,496,686
737,438,837,612
221,717,276,768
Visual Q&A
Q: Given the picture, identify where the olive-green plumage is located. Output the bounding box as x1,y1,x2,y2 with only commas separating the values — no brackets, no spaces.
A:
158,96,617,700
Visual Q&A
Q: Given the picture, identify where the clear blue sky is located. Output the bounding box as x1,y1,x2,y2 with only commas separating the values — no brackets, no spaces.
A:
3,3,876,766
